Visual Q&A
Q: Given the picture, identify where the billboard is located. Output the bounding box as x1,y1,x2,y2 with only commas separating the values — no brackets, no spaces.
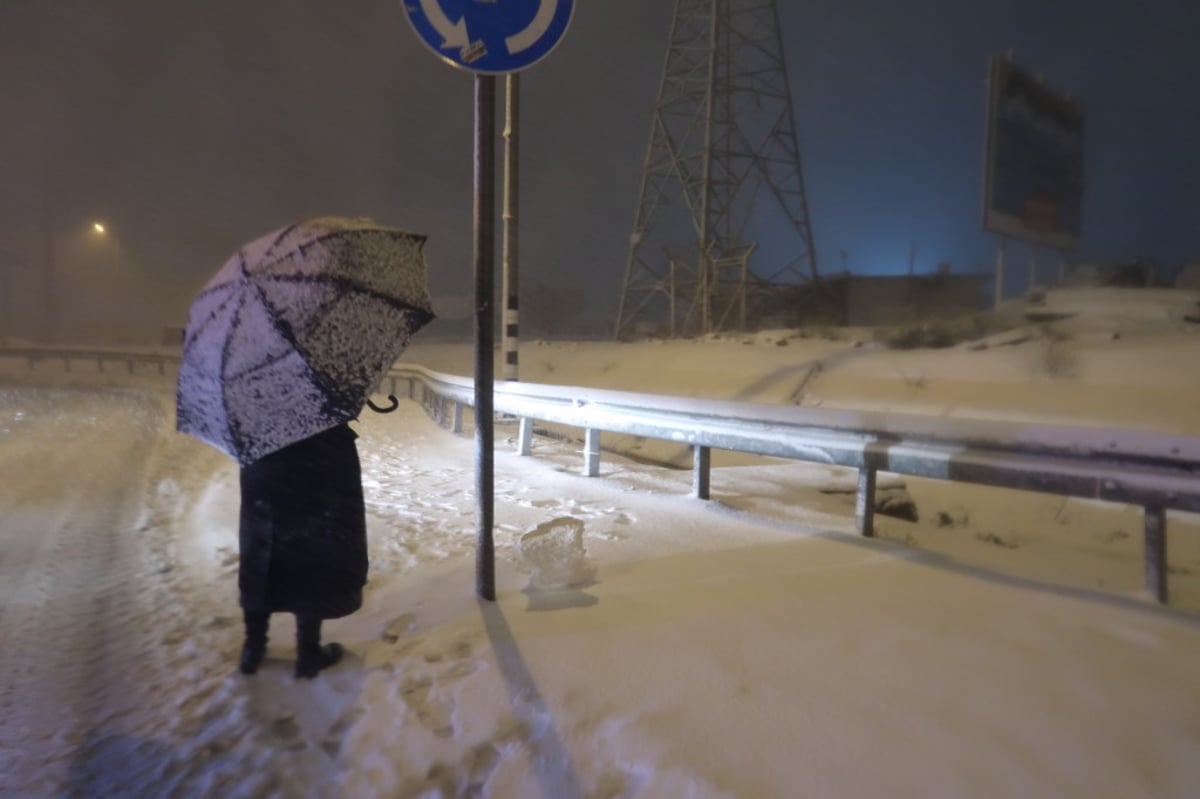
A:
982,56,1084,250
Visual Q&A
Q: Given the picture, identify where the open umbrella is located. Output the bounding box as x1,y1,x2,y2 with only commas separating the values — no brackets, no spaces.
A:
176,216,435,465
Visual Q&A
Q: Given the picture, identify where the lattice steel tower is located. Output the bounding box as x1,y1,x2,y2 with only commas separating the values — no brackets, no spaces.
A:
615,0,818,338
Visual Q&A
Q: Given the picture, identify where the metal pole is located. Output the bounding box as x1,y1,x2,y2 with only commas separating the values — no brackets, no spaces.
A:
41,197,57,344
583,428,601,477
855,466,877,537
993,237,1005,310
502,74,521,381
517,416,533,456
474,75,497,602
668,259,676,336
698,0,720,334
1144,505,1167,604
0,251,6,340
693,445,711,500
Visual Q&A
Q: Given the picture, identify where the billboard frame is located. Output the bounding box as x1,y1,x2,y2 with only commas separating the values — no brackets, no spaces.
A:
982,56,1085,252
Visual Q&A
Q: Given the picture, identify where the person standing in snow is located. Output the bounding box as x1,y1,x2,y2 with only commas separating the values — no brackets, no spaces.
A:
236,422,368,679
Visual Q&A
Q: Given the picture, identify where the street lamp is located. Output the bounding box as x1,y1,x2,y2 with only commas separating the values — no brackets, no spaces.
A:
90,220,120,271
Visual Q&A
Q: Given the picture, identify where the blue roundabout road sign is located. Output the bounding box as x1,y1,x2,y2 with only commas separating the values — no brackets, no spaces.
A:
402,0,575,74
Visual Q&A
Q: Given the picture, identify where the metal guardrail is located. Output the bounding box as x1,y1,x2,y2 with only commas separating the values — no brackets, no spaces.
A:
383,364,1200,606
0,346,178,375
3,347,1198,604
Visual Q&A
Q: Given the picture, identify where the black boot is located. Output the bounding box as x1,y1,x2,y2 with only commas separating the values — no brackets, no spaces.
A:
294,614,343,679
240,610,270,675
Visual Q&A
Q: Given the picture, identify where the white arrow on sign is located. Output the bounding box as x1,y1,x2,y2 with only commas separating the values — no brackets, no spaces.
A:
505,0,558,54
420,0,470,50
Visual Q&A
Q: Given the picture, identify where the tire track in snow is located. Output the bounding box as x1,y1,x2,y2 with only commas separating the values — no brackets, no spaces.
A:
0,390,167,795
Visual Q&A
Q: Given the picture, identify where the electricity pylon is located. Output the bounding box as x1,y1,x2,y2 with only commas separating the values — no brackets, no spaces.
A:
615,0,818,338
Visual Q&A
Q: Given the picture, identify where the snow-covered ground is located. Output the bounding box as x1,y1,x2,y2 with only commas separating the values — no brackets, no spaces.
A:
1,287,1199,797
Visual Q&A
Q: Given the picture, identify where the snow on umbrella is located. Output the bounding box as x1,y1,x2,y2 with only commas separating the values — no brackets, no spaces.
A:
176,216,435,465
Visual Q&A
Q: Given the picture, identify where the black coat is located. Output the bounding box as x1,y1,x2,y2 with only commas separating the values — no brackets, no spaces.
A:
238,423,367,619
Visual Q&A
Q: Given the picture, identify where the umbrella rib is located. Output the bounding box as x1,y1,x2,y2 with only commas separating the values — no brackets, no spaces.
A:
247,280,348,404
253,273,435,317
261,223,299,266
185,248,251,334
221,351,301,383
222,279,432,402
181,282,242,357
221,292,251,459
248,227,426,274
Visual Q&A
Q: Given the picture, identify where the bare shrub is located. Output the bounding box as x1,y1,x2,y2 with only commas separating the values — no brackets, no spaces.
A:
880,324,951,349
1038,325,1077,378
878,317,987,349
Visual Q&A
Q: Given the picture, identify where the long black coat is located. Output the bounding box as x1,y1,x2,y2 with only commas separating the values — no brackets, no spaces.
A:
238,423,367,619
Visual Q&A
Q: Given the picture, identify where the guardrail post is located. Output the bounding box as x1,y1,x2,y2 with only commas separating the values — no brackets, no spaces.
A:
855,467,877,537
517,417,533,455
583,428,601,477
1143,505,1167,603
451,401,464,434
693,445,711,500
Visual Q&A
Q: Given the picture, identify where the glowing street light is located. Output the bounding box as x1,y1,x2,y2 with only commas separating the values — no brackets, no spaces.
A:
89,221,120,271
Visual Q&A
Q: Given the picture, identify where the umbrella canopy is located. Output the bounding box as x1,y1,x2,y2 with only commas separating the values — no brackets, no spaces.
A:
176,216,435,465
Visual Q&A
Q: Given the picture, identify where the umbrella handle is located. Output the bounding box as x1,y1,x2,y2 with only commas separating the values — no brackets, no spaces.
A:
366,395,400,414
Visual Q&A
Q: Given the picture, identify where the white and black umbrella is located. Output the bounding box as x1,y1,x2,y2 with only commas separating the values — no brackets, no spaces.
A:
176,216,435,465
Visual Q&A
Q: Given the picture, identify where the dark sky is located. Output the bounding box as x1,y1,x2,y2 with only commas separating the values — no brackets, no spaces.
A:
2,0,1197,341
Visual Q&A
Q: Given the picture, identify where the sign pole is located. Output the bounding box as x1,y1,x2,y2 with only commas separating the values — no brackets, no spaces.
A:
401,0,575,603
474,74,497,601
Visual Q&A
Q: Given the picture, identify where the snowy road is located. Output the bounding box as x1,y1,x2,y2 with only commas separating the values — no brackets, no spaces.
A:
0,389,175,793
3,324,1200,798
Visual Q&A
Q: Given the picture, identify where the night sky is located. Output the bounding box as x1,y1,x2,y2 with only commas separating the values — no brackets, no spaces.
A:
1,0,1197,342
